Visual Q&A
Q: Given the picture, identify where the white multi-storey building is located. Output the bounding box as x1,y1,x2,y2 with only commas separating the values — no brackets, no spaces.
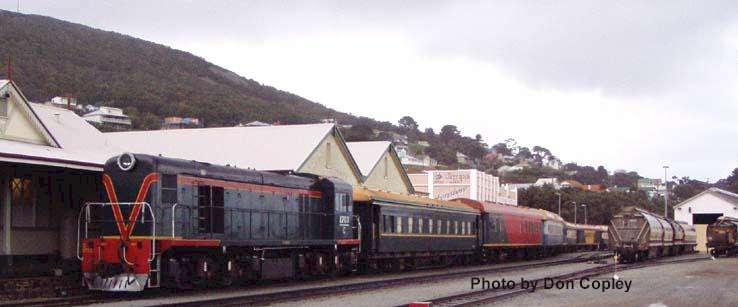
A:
408,169,517,206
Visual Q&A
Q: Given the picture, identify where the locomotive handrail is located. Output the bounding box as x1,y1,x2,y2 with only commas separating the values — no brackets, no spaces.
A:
76,202,157,262
355,215,362,253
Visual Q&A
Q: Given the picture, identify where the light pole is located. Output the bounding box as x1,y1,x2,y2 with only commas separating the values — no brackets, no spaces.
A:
572,201,577,223
581,204,588,224
663,165,669,219
556,192,562,216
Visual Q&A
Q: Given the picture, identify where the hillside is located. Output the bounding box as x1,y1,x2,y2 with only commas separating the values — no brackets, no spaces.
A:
0,9,354,128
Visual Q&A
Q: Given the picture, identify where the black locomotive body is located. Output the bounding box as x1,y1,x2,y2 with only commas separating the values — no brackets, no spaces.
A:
81,153,357,291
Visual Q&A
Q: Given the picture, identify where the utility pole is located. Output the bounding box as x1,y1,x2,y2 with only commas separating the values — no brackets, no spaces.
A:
663,165,669,219
582,204,588,224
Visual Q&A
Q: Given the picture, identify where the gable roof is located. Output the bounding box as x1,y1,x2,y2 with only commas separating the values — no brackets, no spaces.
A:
0,104,122,171
0,80,122,171
347,141,392,176
0,80,59,147
674,187,738,208
107,123,362,177
346,141,415,193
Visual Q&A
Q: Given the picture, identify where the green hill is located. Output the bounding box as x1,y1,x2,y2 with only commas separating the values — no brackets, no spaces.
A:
0,9,352,128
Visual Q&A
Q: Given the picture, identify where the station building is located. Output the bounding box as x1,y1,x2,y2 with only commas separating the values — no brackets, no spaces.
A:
674,187,738,251
0,80,122,275
346,141,414,194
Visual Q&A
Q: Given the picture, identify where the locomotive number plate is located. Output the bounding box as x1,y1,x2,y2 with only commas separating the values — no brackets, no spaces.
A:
339,215,350,226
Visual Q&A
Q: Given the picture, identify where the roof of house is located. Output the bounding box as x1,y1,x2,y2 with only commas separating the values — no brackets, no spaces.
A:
106,123,360,174
674,187,738,208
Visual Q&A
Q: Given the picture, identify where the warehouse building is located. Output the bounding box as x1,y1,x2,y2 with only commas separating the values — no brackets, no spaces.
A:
106,123,364,187
346,141,414,194
0,80,120,275
674,187,738,251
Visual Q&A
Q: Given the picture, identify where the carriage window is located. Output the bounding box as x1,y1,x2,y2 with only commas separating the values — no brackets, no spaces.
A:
447,220,451,234
408,217,414,233
454,221,459,234
397,217,403,233
429,219,434,234
418,218,424,233
438,220,442,234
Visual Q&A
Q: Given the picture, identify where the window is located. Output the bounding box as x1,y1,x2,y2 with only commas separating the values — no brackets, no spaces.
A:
437,220,442,234
325,142,332,168
0,95,7,117
198,185,224,234
336,193,351,212
397,217,403,233
461,221,465,235
408,216,414,233
10,178,33,227
447,220,451,234
454,221,458,234
429,219,434,234
418,218,424,233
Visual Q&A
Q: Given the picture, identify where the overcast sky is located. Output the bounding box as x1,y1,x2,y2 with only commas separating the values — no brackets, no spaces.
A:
3,1,737,180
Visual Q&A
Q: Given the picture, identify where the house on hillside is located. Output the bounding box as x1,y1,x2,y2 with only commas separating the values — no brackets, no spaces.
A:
107,123,365,186
534,177,561,189
346,141,414,194
83,106,132,130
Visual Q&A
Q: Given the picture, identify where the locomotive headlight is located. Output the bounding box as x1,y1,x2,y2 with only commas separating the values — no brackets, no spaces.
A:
117,153,137,171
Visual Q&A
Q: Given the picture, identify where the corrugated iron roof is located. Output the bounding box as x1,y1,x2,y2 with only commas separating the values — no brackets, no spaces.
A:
106,123,339,172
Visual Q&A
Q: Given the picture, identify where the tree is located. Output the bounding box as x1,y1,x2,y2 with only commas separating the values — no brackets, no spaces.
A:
345,124,374,141
492,142,512,156
516,147,533,160
440,125,461,141
398,116,419,132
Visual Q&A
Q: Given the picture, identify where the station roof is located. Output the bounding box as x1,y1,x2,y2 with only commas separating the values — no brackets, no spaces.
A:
0,80,122,171
106,123,357,173
347,141,392,176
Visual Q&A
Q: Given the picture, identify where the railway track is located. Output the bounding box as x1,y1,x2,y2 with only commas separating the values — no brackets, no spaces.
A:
6,252,610,307
155,252,612,307
421,255,711,307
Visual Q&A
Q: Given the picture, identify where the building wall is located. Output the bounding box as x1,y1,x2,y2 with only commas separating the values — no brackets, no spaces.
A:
674,192,738,225
0,86,48,145
674,192,738,251
0,166,102,261
299,133,361,186
362,151,411,194
409,169,517,205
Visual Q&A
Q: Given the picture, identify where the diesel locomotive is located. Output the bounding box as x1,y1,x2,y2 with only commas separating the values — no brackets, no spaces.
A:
608,206,696,263
707,216,738,257
79,153,608,292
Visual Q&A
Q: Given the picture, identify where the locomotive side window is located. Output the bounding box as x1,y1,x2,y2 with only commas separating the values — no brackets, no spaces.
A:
197,185,224,234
